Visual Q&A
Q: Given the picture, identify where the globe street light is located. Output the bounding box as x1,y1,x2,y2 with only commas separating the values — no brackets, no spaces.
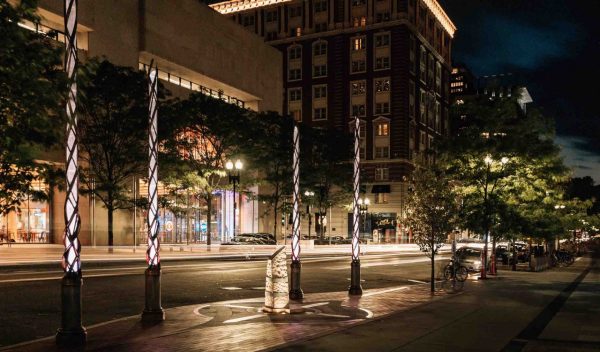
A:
358,197,370,238
304,190,314,240
226,159,243,239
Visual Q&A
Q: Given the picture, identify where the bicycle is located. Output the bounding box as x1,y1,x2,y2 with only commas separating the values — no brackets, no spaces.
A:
443,259,469,282
555,250,575,267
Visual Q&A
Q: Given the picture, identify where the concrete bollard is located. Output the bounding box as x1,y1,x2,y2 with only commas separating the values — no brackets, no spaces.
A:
263,246,289,314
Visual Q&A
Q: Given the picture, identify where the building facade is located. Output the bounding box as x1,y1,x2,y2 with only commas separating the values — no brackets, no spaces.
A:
1,0,282,246
211,0,456,242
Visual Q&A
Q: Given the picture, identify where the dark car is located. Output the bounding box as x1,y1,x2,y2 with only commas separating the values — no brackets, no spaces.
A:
495,246,511,265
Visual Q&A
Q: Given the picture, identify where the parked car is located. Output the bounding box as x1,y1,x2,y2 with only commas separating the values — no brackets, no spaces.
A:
455,246,490,272
495,245,512,265
229,233,276,245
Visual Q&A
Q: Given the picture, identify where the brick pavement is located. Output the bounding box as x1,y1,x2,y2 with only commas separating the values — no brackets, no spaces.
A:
4,282,456,352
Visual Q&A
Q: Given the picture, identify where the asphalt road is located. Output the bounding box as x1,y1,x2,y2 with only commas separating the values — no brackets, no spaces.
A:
0,252,444,347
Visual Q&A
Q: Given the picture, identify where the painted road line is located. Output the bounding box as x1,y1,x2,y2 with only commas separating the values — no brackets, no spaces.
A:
362,286,409,298
302,302,330,309
223,314,264,324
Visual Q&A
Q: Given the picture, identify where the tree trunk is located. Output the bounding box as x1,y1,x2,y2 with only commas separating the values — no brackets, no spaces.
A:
431,250,435,293
272,197,279,241
206,194,212,246
492,237,497,275
108,207,114,250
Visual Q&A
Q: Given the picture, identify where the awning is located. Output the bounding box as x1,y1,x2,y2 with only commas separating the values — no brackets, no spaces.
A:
371,185,391,193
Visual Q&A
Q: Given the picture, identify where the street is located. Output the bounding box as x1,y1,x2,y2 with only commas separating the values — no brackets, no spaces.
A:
0,252,443,347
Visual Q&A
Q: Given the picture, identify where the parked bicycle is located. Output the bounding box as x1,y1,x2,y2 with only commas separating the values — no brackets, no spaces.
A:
553,250,575,267
444,259,469,282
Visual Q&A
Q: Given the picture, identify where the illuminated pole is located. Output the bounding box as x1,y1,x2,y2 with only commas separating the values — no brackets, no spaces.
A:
56,0,86,346
349,116,363,295
142,62,165,323
289,123,303,299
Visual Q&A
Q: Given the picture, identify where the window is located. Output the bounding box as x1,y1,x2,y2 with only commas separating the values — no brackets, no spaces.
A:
266,32,278,41
419,89,426,122
289,6,302,17
314,0,327,12
375,168,389,181
375,33,390,47
243,15,255,27
376,122,389,136
288,46,302,60
313,107,327,120
352,104,366,117
375,78,390,92
313,41,327,56
352,0,366,6
313,64,327,77
435,62,442,93
314,22,327,33
419,131,426,149
409,80,416,119
313,85,327,99
374,192,388,204
375,12,390,23
288,68,301,81
419,45,427,82
375,146,389,158
351,81,366,95
351,36,366,51
295,27,302,37
409,35,416,74
351,59,366,73
375,57,390,70
375,102,390,115
289,88,302,102
265,10,278,22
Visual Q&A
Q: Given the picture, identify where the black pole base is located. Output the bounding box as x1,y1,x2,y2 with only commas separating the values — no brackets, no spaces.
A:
348,259,363,296
56,274,87,347
142,267,165,324
289,260,304,300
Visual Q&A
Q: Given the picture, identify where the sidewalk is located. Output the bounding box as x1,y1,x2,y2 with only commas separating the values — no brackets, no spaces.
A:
3,255,597,352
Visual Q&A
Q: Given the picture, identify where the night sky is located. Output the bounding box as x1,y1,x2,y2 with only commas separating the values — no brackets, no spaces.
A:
439,0,600,182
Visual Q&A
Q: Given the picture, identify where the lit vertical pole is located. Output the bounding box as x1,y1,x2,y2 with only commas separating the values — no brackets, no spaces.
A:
289,123,303,299
56,0,86,346
349,116,363,295
142,62,165,323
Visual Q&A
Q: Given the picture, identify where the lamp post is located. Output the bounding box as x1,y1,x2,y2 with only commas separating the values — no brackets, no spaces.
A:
349,116,363,295
304,190,314,240
141,61,164,323
481,155,508,279
226,159,243,239
358,197,370,240
289,123,303,299
57,0,86,346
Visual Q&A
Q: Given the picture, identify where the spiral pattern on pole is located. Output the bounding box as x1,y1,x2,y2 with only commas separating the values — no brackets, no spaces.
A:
291,124,301,262
352,116,360,261
146,63,160,268
62,0,81,275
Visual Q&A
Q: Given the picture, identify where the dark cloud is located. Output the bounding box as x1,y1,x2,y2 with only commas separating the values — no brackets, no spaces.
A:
440,0,600,179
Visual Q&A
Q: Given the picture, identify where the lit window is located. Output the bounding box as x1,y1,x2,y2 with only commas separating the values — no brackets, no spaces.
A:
376,122,389,136
352,37,366,51
374,192,388,204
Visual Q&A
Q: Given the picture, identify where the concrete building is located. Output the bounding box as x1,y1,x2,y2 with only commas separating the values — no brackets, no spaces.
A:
210,0,456,242
1,0,282,246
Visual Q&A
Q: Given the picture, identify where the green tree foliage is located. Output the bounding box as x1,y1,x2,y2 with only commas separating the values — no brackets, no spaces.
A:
77,59,149,247
0,0,65,218
444,95,568,247
405,166,458,292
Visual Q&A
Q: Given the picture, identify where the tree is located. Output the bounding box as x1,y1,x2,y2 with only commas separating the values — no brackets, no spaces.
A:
405,166,458,292
77,59,149,247
0,0,65,226
444,95,568,271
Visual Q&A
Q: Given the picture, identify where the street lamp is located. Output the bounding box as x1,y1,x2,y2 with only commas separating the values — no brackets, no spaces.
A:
304,190,314,240
357,197,370,238
226,159,243,239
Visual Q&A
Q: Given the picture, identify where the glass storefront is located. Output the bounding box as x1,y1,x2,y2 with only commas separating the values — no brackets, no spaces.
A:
0,181,50,243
